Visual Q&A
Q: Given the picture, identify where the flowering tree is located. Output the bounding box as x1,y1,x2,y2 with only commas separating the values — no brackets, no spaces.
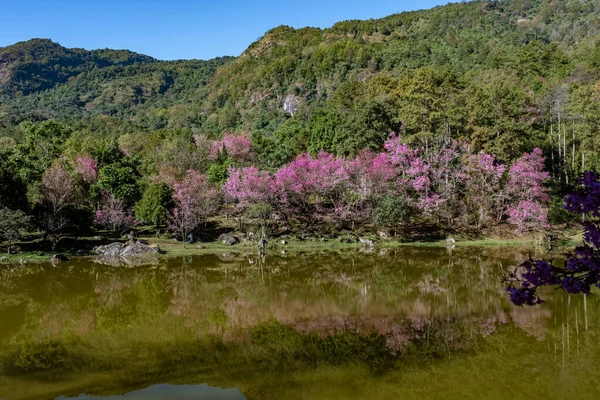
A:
274,151,349,222
74,156,98,183
95,193,137,238
382,133,446,216
422,140,468,227
462,153,506,228
39,163,79,216
347,150,396,201
35,163,80,237
342,150,397,226
168,170,221,245
383,132,416,168
209,133,254,163
506,148,550,202
223,165,274,229
506,172,600,305
223,166,275,206
214,133,554,234
505,148,550,232
507,201,549,233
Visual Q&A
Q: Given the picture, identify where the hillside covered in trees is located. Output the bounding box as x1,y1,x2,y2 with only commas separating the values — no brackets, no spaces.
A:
1,0,600,249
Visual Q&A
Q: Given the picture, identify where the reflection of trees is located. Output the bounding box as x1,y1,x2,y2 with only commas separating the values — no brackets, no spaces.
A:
2,247,600,400
510,305,551,340
1,246,596,351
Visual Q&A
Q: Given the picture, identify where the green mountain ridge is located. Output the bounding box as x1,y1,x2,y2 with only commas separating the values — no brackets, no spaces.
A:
0,39,233,129
0,38,156,96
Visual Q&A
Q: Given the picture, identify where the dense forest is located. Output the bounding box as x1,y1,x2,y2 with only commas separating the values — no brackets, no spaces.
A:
1,0,600,248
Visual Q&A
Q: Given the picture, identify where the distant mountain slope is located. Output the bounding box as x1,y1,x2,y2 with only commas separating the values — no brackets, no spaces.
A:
205,0,599,122
0,38,155,96
0,39,233,129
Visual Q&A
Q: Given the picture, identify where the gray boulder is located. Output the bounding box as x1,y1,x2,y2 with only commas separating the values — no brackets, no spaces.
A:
219,234,239,246
121,242,160,256
94,242,126,256
95,241,159,257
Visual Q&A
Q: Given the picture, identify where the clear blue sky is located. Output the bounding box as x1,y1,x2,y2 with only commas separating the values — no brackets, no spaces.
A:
1,1,451,60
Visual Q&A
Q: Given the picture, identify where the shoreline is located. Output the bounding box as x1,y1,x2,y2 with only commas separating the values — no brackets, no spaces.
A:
0,234,580,265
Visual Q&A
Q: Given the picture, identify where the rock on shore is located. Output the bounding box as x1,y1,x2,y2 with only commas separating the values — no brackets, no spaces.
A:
94,241,160,257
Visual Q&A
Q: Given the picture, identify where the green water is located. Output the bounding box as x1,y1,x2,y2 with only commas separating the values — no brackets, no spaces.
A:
0,247,599,400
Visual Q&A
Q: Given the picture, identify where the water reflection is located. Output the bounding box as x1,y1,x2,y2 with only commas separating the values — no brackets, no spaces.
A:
0,246,598,400
56,384,245,399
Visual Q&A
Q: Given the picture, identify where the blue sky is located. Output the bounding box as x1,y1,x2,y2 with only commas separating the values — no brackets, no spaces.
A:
1,1,451,60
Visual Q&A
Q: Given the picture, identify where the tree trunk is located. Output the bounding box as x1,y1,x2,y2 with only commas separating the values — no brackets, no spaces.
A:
572,120,575,172
564,125,568,185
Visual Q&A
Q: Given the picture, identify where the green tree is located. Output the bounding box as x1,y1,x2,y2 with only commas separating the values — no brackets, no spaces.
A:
244,202,273,238
134,183,174,230
207,147,231,184
373,195,411,236
96,164,141,203
0,207,31,253
394,67,464,140
308,110,341,155
0,150,28,211
12,121,71,182
254,118,309,167
465,70,537,161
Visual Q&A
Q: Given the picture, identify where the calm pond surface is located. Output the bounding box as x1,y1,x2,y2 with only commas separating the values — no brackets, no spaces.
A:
0,246,599,400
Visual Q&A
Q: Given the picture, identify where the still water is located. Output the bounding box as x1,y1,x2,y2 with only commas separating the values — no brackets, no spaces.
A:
0,247,599,400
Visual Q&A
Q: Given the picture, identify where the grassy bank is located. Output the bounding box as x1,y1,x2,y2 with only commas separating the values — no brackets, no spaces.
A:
0,229,581,265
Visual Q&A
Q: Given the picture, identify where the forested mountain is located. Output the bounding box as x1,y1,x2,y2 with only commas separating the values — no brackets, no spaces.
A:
1,0,600,175
0,39,232,130
0,38,155,96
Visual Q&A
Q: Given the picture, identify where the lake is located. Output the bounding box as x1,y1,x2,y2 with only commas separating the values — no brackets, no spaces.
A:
0,246,599,400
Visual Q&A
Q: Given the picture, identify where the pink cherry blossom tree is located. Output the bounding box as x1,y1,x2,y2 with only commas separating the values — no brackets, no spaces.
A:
223,166,275,229
209,133,254,163
168,170,221,245
35,162,80,239
382,133,444,216
505,148,550,232
347,150,396,201
274,151,349,222
507,200,549,232
506,148,550,203
462,153,506,228
95,192,137,239
74,156,98,183
422,139,468,227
